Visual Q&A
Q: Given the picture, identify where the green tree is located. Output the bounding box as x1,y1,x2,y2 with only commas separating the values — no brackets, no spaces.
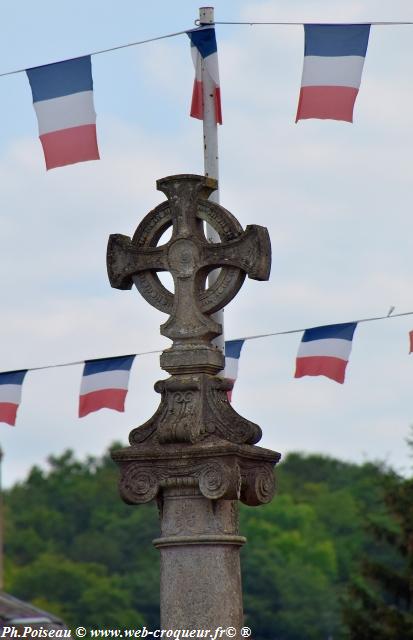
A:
3,446,400,638
5,447,159,629
343,472,413,638
9,552,144,628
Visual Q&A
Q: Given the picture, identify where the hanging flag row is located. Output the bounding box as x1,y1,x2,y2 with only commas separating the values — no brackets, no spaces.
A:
0,354,136,426
12,22,379,170
2,319,413,426
23,26,222,170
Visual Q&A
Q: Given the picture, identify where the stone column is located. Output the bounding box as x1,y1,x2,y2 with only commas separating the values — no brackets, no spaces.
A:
154,486,244,630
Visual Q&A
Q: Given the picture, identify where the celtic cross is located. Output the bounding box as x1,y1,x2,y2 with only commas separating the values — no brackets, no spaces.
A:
107,174,271,375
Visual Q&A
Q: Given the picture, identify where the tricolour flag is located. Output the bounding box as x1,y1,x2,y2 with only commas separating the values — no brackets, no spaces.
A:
0,370,28,426
296,24,371,123
26,56,100,170
224,340,245,401
187,27,222,124
79,355,135,418
295,322,357,383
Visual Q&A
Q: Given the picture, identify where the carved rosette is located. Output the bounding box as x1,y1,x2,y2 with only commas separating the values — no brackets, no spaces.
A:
198,461,241,500
240,463,276,506
119,462,159,504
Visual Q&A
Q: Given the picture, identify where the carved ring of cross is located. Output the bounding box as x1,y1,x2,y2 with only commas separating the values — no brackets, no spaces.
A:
131,196,246,316
107,175,271,337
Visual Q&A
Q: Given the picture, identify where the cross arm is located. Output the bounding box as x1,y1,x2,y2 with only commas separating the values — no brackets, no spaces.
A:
201,225,271,281
107,233,169,290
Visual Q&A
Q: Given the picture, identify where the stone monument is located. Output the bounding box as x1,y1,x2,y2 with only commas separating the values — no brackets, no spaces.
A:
107,174,281,637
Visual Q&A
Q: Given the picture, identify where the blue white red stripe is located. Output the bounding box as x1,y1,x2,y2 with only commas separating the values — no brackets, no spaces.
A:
295,322,357,383
26,56,100,169
224,340,245,401
187,27,222,124
79,355,135,418
296,24,371,123
0,370,28,426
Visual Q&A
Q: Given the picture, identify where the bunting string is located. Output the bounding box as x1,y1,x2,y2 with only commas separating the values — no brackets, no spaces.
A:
238,309,413,342
210,21,413,26
1,308,413,425
1,19,412,79
0,18,410,167
4,308,413,376
0,28,192,79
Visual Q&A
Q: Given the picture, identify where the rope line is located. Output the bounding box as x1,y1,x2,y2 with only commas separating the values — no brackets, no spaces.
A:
212,21,413,26
0,28,192,79
1,19,412,79
6,309,413,375
237,310,413,342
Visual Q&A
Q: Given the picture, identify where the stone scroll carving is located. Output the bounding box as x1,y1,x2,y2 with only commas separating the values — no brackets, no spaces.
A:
117,451,276,507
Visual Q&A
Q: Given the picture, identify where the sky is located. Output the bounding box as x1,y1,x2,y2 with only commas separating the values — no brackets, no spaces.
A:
0,0,412,487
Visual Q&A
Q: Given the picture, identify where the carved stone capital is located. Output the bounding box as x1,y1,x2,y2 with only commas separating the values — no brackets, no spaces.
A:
112,442,279,507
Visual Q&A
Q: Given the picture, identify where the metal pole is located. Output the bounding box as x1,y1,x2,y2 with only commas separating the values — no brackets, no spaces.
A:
199,6,225,354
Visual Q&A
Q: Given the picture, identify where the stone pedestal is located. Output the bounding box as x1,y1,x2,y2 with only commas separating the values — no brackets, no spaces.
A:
113,438,279,635
154,486,244,630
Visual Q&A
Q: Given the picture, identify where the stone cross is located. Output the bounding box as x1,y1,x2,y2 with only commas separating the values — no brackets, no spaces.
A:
108,174,271,374
107,175,280,637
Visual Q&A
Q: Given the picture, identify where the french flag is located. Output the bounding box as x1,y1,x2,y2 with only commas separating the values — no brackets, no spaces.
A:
0,370,28,426
224,340,245,401
79,355,135,418
295,322,357,383
296,24,371,123
26,56,100,170
188,27,222,124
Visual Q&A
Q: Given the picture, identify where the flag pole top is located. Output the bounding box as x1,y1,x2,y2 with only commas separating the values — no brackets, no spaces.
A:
199,7,215,24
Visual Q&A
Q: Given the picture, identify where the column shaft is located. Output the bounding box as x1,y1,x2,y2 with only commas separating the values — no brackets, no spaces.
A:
153,484,245,634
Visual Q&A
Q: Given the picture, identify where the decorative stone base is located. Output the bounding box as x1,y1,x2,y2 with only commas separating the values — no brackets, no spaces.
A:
127,373,263,446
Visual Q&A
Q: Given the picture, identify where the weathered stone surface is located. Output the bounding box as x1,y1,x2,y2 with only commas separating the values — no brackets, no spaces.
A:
129,374,262,446
154,486,245,631
114,440,279,506
107,174,280,636
107,174,271,374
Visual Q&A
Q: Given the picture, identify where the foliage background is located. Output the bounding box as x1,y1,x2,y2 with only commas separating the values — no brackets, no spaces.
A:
4,445,401,639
